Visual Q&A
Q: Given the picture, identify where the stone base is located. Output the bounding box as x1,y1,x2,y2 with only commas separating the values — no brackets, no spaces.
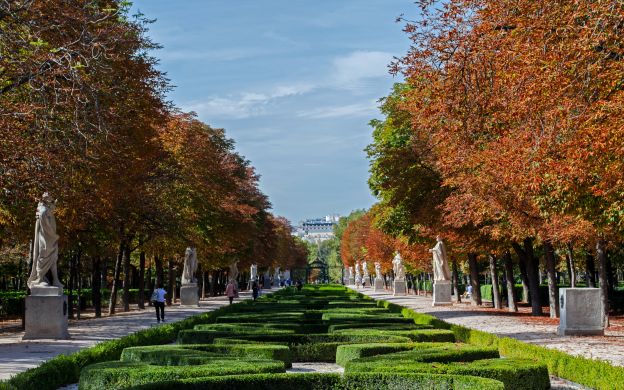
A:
23,295,69,340
30,285,63,296
433,280,453,306
263,277,271,289
374,278,384,292
180,284,199,306
558,288,604,336
348,277,355,286
393,280,406,296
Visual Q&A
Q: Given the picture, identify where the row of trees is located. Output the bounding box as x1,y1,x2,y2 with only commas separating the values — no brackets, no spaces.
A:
0,1,307,317
345,0,624,325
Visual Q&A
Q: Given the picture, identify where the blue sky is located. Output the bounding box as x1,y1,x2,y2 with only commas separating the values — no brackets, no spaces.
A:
131,1,410,224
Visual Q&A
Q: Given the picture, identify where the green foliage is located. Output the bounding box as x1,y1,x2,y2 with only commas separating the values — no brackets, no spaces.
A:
332,328,455,342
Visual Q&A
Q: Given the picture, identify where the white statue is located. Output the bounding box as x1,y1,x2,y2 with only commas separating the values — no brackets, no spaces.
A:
348,266,354,279
250,263,258,281
374,262,382,280
181,247,198,284
283,269,291,282
392,252,406,282
27,193,62,290
429,236,451,281
362,260,369,283
355,261,362,286
229,260,239,282
273,266,281,286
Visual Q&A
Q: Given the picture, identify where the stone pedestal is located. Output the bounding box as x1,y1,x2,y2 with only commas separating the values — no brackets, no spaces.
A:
23,294,69,340
432,280,452,306
348,277,355,286
374,278,384,292
558,288,604,336
393,280,406,296
180,284,199,306
263,276,272,289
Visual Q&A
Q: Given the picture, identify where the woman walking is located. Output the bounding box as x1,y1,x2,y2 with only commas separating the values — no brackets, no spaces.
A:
225,280,238,304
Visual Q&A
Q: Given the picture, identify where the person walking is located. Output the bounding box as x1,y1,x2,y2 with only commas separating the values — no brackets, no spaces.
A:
152,284,167,323
252,282,259,301
225,280,238,304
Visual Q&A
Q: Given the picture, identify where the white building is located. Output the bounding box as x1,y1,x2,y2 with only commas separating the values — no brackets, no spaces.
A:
293,215,340,243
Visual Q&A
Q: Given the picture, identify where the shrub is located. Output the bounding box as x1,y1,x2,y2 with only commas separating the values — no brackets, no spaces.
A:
332,328,455,342
327,322,432,333
336,342,444,366
129,372,504,390
78,359,285,390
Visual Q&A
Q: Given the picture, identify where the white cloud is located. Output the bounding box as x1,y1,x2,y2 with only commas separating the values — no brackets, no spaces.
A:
297,101,377,119
331,51,394,86
184,83,315,119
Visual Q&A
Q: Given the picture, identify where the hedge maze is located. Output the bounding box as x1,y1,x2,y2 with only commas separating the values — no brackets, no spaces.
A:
77,285,549,389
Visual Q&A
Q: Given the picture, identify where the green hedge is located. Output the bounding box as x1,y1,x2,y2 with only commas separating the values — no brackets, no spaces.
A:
78,359,285,390
328,322,431,332
129,372,504,390
332,328,455,342
336,342,434,366
374,297,624,390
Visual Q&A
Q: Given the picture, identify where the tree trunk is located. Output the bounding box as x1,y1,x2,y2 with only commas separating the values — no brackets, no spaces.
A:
488,254,502,309
468,253,482,306
596,238,609,328
607,256,616,294
201,272,207,299
167,258,174,306
147,265,154,307
92,256,101,318
108,240,125,316
502,250,518,312
138,251,146,309
566,243,576,288
513,238,542,315
76,251,82,320
452,257,461,303
122,243,132,312
585,251,596,287
68,252,75,319
544,241,559,318
517,252,530,302
155,255,164,288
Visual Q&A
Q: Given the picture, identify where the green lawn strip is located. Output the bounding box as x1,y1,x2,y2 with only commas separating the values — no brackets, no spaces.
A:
374,297,624,390
78,359,285,390
128,372,504,390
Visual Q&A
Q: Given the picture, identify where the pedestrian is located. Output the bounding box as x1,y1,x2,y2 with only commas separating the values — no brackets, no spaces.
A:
225,280,238,304
252,282,259,301
151,284,167,323
296,279,303,291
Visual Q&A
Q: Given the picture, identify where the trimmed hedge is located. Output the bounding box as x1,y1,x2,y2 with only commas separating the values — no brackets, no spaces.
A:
332,328,455,342
78,359,285,390
336,342,434,366
374,297,624,390
129,372,505,390
327,322,432,332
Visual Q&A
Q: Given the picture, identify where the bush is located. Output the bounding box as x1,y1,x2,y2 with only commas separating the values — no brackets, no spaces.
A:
332,328,455,342
328,322,431,332
129,372,504,390
78,359,285,390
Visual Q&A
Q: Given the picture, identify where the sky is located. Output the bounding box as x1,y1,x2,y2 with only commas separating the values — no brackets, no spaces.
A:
131,0,411,224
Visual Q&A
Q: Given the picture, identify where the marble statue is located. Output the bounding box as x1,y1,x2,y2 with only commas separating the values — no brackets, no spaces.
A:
354,261,362,285
362,260,369,284
181,247,198,284
229,260,239,282
392,252,406,282
250,263,258,281
283,269,291,283
429,236,451,281
27,193,62,290
274,266,281,286
374,262,382,280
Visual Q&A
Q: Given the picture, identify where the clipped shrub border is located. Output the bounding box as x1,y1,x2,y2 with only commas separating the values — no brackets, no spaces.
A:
129,372,505,390
373,296,624,390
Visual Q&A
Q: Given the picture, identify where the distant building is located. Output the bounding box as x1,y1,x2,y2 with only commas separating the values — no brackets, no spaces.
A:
294,214,340,243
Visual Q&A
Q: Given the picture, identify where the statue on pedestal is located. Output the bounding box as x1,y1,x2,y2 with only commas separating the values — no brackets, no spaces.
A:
362,260,369,285
274,266,281,286
181,247,198,284
250,263,258,281
355,261,362,286
229,260,239,283
429,236,451,281
374,262,382,280
392,252,406,282
27,193,62,290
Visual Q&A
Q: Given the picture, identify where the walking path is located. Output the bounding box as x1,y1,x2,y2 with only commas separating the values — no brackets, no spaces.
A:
0,291,258,380
355,288,624,367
